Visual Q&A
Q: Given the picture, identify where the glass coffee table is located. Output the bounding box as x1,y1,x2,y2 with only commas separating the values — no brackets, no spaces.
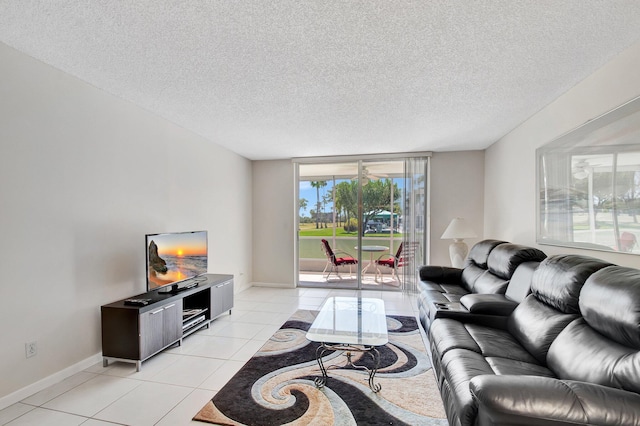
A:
306,297,388,392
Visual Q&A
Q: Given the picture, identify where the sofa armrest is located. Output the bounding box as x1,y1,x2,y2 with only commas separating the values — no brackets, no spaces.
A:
459,294,518,316
418,265,462,283
470,375,640,426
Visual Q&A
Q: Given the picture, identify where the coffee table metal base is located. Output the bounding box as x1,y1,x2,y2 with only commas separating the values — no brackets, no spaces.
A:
314,342,382,393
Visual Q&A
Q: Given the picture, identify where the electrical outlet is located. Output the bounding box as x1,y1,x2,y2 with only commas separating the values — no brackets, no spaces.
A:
25,341,37,358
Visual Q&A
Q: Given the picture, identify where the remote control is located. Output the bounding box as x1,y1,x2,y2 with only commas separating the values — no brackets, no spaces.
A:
124,299,151,306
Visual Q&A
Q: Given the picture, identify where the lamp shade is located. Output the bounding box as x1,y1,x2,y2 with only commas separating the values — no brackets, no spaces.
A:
441,217,477,240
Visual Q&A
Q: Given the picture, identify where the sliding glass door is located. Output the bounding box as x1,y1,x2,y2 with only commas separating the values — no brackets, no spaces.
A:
295,155,429,292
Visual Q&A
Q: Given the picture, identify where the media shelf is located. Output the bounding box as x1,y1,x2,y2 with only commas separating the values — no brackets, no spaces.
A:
182,307,208,336
101,274,233,371
183,307,207,319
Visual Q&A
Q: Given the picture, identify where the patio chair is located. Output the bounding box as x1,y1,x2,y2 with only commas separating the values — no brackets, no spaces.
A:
374,242,419,282
620,231,637,252
320,239,358,280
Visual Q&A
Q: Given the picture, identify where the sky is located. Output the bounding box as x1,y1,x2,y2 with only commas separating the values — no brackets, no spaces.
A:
299,178,404,217
299,180,335,217
148,231,208,256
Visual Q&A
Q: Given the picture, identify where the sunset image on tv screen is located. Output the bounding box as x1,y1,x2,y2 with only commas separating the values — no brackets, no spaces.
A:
147,231,207,289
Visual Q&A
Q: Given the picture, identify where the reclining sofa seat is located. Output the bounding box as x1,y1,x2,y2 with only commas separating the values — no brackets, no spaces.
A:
428,254,612,426
417,240,547,332
460,260,540,317
471,264,640,426
422,260,543,334
419,239,507,295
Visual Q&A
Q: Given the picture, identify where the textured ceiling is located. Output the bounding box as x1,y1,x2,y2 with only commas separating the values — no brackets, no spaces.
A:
1,1,640,160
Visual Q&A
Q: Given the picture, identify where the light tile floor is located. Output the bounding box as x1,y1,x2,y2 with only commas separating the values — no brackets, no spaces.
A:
0,287,422,426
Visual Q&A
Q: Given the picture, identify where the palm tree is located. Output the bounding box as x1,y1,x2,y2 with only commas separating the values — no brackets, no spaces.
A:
310,181,327,229
322,192,333,228
299,198,308,219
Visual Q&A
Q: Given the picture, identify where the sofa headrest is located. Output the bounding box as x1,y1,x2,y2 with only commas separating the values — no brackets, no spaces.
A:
464,239,507,269
487,244,547,280
580,266,640,349
531,255,612,314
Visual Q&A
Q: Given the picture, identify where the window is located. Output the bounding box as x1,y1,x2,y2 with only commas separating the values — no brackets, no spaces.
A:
537,96,640,254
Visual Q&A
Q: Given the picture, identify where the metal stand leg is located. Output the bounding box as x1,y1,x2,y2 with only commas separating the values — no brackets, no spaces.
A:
314,344,331,389
313,344,382,393
344,348,382,393
367,348,382,393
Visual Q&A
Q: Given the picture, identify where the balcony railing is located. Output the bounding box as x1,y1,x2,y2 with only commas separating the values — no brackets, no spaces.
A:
299,236,403,288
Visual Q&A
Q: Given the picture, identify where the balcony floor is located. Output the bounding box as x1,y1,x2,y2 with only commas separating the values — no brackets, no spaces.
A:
298,271,402,291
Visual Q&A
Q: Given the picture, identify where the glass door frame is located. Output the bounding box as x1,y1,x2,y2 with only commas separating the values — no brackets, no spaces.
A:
357,158,407,291
294,152,431,291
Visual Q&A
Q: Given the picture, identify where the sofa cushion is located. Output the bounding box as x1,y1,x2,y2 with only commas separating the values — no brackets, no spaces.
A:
420,289,463,306
438,379,460,426
507,254,613,364
530,254,612,314
469,245,546,294
470,376,640,426
579,265,640,348
485,357,554,376
460,294,518,316
441,349,494,426
438,284,469,296
507,295,580,364
430,319,481,357
464,239,507,269
486,243,547,281
469,271,509,294
418,266,462,285
504,261,539,303
460,264,487,293
459,260,542,316
465,324,538,363
547,318,640,394
457,239,507,292
546,266,640,395
441,348,553,426
430,319,538,364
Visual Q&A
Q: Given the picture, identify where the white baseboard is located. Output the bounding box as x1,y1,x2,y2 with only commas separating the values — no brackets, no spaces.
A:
0,352,103,411
250,281,296,288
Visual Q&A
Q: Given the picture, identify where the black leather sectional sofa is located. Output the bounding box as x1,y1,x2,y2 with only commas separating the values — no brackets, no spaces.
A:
418,240,640,426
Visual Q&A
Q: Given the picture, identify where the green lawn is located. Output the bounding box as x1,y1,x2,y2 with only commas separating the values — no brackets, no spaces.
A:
298,223,401,237
298,227,357,237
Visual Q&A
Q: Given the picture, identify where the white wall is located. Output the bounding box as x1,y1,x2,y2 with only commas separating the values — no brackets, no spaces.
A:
0,42,253,402
485,41,640,267
250,153,485,283
252,160,296,286
430,151,485,266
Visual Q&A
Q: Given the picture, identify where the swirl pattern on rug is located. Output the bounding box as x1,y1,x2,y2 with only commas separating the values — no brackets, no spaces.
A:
194,310,447,425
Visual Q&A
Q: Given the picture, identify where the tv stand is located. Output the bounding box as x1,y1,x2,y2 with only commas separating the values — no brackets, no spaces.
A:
101,274,233,371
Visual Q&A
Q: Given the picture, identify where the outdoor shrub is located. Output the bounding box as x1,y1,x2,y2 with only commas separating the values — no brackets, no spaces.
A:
344,218,358,233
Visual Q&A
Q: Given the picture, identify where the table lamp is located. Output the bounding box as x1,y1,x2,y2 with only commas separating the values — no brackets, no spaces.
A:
441,217,477,268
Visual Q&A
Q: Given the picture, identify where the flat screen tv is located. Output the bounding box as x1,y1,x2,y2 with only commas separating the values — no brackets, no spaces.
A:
145,231,208,292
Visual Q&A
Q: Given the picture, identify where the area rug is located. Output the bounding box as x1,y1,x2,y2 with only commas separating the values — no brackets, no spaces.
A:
193,310,447,425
